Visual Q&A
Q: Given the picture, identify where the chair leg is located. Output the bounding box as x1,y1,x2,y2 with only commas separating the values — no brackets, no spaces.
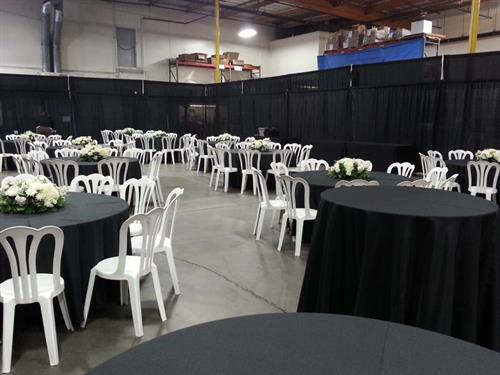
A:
214,171,220,191
2,301,16,374
151,266,167,321
171,151,175,165
295,219,304,257
204,159,208,174
256,208,266,240
164,248,181,295
81,269,97,328
127,278,144,337
277,214,288,252
197,158,201,173
156,180,164,204
120,280,129,305
224,172,229,193
253,206,261,235
39,298,59,366
270,210,277,228
252,174,257,195
241,173,247,194
57,292,74,331
209,169,215,187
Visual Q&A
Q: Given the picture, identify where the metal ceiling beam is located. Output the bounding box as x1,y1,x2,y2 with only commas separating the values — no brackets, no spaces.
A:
366,0,420,14
222,0,275,18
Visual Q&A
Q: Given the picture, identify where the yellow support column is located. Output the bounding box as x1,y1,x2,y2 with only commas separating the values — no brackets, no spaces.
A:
214,0,221,83
468,0,481,53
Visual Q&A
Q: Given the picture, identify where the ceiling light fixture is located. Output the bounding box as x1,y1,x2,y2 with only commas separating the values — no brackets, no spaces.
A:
238,28,257,39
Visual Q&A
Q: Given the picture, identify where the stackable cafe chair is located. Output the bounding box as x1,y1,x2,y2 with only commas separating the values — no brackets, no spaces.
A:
101,130,113,145
266,150,293,181
55,148,80,158
69,174,114,195
213,147,237,193
419,153,446,180
448,149,474,160
298,158,330,171
425,167,449,189
119,177,156,236
45,159,79,187
467,160,500,201
97,157,130,193
160,134,177,165
143,152,164,207
386,162,415,178
427,150,444,160
13,138,29,156
196,139,212,173
123,148,146,164
238,149,261,195
438,173,461,192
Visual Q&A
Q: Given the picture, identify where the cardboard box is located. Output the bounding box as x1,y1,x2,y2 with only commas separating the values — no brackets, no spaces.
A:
179,53,208,62
223,51,240,60
230,59,245,66
392,28,411,39
411,20,432,34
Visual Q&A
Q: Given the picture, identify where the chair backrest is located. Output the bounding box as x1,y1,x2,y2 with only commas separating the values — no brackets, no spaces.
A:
101,130,112,144
299,158,330,171
284,143,301,162
467,161,500,192
52,139,71,147
115,208,164,276
277,175,313,219
252,168,272,206
214,147,232,168
26,150,49,162
426,166,448,188
147,152,162,179
215,142,230,150
108,139,123,147
272,149,293,167
448,149,474,160
159,187,185,244
244,137,256,142
22,158,43,175
335,179,380,188
6,134,19,140
419,153,445,179
235,142,250,150
296,145,313,166
269,142,282,150
123,148,145,163
119,177,155,215
0,226,64,304
11,155,27,173
427,150,443,159
45,159,79,186
55,148,80,158
69,173,114,195
179,134,191,149
138,134,155,150
13,139,29,155
97,157,130,190
30,141,48,151
439,173,460,191
238,150,261,171
48,134,62,140
207,136,218,142
397,179,432,188
161,135,177,150
386,162,415,177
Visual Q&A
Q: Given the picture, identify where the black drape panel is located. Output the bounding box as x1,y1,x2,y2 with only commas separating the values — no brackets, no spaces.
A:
444,52,500,82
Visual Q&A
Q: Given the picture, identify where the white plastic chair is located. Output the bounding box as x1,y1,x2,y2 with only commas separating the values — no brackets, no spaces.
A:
55,148,80,158
335,180,380,188
101,130,113,145
196,140,212,173
238,150,261,194
172,134,191,164
397,179,432,188
23,158,44,175
143,152,164,207
81,208,167,337
48,134,62,141
299,158,330,171
252,168,287,241
120,177,155,236
427,150,444,159
284,143,301,165
185,137,199,171
160,135,177,164
206,136,218,142
467,160,500,201
387,162,415,177
420,153,445,179
123,148,145,164
425,166,449,189
270,162,289,201
448,149,473,160
207,146,219,188
138,134,157,163
69,174,114,195
0,226,73,373
266,150,293,180
26,150,49,162
45,159,79,187
13,139,29,155
98,157,130,193
131,188,184,295
439,173,461,192
277,175,317,257
52,140,71,147
213,147,237,192
30,141,48,152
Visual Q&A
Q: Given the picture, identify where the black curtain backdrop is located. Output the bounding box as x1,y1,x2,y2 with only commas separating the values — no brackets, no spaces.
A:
1,52,500,151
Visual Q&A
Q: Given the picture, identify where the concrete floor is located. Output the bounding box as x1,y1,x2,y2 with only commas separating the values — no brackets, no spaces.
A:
6,163,308,374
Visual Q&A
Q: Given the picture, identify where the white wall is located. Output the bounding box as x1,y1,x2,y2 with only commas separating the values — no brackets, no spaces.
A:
0,0,274,81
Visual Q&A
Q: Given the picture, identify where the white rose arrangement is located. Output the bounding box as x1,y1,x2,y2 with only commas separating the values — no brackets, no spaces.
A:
328,158,372,180
122,127,135,135
476,148,500,163
153,130,168,139
20,131,37,142
0,176,66,214
79,144,110,162
250,138,272,152
72,136,97,147
218,133,232,141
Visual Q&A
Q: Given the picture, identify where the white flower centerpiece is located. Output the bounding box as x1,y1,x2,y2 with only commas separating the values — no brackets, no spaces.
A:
218,133,232,141
250,138,272,152
79,144,110,162
122,127,135,135
0,176,66,214
328,158,373,180
20,131,37,142
476,148,500,163
153,130,168,139
72,136,97,147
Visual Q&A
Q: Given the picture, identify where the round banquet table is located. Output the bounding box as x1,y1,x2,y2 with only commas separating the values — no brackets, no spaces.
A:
291,171,407,241
41,157,142,181
0,193,130,327
298,186,500,351
87,313,500,375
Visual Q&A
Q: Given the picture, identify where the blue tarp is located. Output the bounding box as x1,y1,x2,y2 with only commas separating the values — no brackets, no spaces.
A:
317,38,425,70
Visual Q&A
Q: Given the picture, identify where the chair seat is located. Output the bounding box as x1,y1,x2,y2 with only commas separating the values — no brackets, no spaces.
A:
242,168,260,175
93,255,156,279
262,199,287,210
0,274,65,302
469,186,497,195
220,167,237,173
285,208,317,221
131,236,172,254
287,166,302,172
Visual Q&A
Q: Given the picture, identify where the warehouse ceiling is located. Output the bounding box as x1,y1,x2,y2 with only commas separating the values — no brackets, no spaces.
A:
102,0,491,38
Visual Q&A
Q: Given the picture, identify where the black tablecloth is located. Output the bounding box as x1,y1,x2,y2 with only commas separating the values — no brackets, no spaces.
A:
2,140,17,170
0,193,130,326
308,140,417,171
88,313,500,375
291,171,407,241
41,157,142,181
298,186,500,351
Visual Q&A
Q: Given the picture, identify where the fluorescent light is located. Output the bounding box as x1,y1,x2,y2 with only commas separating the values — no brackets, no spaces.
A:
238,28,257,39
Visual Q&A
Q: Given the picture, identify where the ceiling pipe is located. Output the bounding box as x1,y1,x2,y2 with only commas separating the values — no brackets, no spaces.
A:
41,1,52,72
53,9,63,73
